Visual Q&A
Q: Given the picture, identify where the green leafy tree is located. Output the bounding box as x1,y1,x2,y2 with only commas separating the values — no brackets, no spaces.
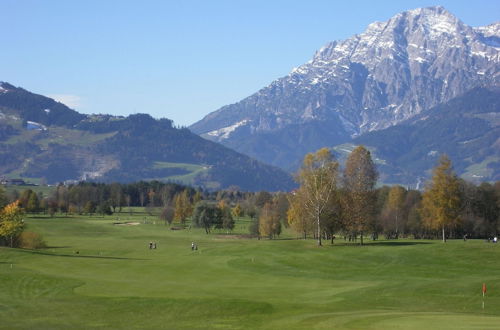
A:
97,200,113,216
473,183,499,236
273,193,290,226
26,192,40,213
248,218,260,236
0,186,8,209
420,155,461,242
220,205,235,232
192,202,221,234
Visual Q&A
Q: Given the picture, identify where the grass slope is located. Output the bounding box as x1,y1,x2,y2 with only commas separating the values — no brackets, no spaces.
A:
1,213,499,329
151,161,210,185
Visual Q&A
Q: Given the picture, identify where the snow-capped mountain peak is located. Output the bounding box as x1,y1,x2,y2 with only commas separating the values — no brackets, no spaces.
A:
190,6,500,170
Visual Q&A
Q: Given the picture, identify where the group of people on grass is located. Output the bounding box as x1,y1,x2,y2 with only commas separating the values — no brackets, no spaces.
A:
147,241,199,250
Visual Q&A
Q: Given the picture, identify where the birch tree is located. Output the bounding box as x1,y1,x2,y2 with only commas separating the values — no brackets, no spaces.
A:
296,148,340,246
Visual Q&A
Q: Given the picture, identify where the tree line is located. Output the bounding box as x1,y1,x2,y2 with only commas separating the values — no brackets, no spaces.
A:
286,147,499,244
1,147,499,247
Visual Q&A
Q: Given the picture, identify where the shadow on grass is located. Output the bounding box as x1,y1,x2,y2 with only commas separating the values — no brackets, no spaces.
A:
27,215,79,219
15,249,149,260
326,241,432,247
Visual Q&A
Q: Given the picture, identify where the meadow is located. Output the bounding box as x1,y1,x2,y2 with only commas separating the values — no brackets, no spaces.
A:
1,211,499,329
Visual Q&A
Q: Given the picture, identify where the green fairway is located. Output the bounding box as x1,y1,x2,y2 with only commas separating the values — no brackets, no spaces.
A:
1,214,500,329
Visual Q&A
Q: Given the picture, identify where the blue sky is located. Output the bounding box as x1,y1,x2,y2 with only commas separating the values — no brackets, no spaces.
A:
1,0,498,126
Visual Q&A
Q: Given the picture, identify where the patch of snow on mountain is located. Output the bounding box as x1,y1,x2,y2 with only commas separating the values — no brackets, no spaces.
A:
427,150,438,156
207,119,250,139
475,23,500,38
413,57,427,63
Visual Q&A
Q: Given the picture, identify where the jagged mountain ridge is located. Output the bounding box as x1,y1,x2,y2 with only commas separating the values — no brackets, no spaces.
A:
190,6,500,170
0,82,295,191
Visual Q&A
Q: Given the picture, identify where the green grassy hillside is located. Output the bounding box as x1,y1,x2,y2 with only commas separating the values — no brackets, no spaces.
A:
1,213,499,329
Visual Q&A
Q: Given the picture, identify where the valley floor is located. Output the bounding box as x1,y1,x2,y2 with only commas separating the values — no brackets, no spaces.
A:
1,213,499,329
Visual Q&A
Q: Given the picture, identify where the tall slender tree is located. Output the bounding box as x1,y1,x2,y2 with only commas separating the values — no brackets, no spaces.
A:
420,155,462,242
343,146,378,245
174,190,193,224
386,185,406,238
287,190,314,239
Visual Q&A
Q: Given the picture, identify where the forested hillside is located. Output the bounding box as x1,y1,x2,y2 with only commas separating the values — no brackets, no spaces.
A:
0,82,294,191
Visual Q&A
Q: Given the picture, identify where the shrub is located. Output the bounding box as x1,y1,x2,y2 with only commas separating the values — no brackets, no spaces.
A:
19,231,47,249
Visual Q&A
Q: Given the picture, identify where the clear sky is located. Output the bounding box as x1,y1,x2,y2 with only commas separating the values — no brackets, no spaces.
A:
1,0,498,126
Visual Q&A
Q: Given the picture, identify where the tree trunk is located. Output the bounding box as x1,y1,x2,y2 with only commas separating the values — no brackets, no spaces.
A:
317,215,322,246
442,225,446,243
360,232,364,245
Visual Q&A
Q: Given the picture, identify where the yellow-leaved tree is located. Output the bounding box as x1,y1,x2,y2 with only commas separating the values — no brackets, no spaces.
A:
0,201,25,247
287,189,314,239
259,202,281,239
420,155,462,242
174,190,193,224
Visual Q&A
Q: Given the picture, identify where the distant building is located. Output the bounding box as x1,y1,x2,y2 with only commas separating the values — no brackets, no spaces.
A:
1,178,26,185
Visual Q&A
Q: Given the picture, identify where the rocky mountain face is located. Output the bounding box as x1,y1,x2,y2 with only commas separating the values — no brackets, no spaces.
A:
190,6,500,172
0,82,295,191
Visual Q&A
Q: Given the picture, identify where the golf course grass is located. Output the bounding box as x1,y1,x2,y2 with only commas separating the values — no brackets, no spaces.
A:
1,212,499,329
